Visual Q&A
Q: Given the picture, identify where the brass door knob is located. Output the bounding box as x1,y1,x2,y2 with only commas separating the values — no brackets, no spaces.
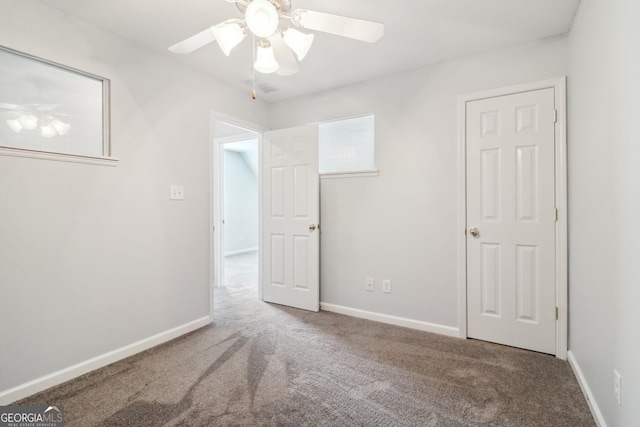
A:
469,227,479,237
309,224,317,231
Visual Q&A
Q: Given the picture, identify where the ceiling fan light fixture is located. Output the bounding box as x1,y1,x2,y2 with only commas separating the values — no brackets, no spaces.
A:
51,118,71,136
212,20,247,56
6,118,23,133
283,28,314,61
245,0,279,38
254,39,279,74
19,114,38,130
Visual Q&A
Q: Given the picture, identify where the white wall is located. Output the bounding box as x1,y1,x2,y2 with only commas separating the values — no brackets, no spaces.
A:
223,149,258,254
0,1,268,398
269,36,569,330
568,0,640,425
7,1,620,414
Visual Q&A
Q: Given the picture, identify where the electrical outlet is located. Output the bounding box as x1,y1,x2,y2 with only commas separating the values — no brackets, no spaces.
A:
382,279,391,293
366,277,374,292
170,185,184,200
614,369,621,405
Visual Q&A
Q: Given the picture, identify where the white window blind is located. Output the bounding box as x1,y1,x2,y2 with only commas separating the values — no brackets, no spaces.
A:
319,114,375,175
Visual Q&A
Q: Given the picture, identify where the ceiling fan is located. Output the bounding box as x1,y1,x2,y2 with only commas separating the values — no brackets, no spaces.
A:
169,0,384,85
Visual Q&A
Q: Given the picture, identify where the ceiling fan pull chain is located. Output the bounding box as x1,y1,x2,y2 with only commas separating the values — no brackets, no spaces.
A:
252,34,257,100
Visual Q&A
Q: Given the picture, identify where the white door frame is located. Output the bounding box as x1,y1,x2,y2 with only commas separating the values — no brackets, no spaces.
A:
456,77,568,359
209,111,266,321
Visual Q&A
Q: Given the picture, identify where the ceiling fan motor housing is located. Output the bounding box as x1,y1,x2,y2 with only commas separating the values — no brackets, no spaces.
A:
236,0,291,15
245,0,284,37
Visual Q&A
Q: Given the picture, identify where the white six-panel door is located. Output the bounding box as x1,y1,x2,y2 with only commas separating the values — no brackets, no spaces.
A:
262,125,320,312
466,88,556,354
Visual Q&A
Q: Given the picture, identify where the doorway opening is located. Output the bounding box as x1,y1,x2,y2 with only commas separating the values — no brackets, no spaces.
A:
223,139,259,295
211,117,262,308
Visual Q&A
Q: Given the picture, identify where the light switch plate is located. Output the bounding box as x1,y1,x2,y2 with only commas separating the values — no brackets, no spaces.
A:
170,185,184,200
366,277,374,292
614,369,622,405
382,279,391,293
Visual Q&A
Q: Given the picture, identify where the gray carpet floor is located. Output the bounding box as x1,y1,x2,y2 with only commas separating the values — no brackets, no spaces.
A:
16,252,595,426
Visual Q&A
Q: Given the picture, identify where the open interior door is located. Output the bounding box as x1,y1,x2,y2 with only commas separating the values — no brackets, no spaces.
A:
262,125,319,311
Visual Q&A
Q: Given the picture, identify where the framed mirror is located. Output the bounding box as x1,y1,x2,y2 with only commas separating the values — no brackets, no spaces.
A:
0,45,114,165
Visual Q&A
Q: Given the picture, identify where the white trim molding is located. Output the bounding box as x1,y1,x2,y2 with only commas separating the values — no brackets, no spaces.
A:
320,303,460,338
0,146,119,166
209,112,266,309
567,351,608,427
0,316,210,405
457,77,568,359
320,170,379,179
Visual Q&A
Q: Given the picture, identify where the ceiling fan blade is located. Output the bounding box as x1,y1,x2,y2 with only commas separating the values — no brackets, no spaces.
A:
0,102,19,110
169,27,216,54
270,35,300,76
291,10,384,43
33,104,61,111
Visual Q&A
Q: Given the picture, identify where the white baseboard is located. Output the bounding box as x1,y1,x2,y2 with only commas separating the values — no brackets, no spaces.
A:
320,302,460,338
224,247,258,257
567,350,607,427
0,316,211,405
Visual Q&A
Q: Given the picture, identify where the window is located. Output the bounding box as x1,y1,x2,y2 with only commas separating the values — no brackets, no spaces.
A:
319,114,375,175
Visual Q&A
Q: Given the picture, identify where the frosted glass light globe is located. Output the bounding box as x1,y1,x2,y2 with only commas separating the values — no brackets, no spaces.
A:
41,123,58,138
51,119,71,136
246,0,279,38
19,114,38,130
283,28,314,61
254,42,279,74
212,20,246,56
6,118,23,133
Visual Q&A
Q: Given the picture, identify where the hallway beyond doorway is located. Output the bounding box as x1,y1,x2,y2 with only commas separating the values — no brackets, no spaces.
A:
222,251,258,296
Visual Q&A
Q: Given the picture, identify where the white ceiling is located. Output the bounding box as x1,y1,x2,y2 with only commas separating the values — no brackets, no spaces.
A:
38,0,580,103
224,139,259,153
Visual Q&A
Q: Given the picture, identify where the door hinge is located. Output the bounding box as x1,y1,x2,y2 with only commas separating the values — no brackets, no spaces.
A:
554,208,558,221
555,306,559,320
553,110,558,123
